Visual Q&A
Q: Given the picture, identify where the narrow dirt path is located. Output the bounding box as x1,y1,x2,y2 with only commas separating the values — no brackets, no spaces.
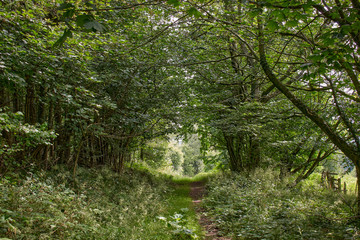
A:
189,181,232,240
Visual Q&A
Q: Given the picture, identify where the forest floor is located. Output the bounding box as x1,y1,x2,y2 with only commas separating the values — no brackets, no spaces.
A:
189,181,231,240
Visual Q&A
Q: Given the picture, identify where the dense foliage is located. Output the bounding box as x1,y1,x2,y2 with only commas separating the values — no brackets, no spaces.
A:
2,0,357,181
203,170,359,239
1,0,360,237
0,166,201,239
0,0,185,175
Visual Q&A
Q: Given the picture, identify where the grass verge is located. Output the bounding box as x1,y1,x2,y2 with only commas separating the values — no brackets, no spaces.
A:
0,166,203,239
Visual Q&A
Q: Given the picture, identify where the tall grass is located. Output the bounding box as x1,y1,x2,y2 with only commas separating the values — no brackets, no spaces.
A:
342,173,357,195
0,166,192,239
202,169,360,239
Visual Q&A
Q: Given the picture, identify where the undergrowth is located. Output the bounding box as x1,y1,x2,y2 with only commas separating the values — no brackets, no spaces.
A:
0,166,196,239
202,169,360,240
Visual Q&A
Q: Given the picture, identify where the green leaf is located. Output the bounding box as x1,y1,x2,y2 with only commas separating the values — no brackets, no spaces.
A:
58,3,75,10
322,37,335,45
187,7,202,18
84,21,104,32
340,24,352,34
53,29,72,48
167,0,181,7
76,14,94,27
267,20,279,32
285,20,298,28
85,2,97,10
271,10,286,21
248,8,262,18
352,21,360,34
61,9,75,21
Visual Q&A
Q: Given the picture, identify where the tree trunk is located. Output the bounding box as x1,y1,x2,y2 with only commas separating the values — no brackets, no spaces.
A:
224,135,243,172
37,85,47,124
13,90,22,112
249,136,260,170
25,75,36,125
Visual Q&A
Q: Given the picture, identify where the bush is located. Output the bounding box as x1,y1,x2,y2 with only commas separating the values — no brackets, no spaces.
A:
0,166,175,239
0,109,56,173
202,169,360,239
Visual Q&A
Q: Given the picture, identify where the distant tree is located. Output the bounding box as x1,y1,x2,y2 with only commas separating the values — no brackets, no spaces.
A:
181,135,204,176
169,151,181,172
182,157,195,176
140,138,169,169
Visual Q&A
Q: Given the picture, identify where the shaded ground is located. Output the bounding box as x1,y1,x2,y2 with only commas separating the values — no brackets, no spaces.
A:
189,181,232,240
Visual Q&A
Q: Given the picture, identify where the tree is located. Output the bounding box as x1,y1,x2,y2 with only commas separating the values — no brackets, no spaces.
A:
0,0,186,174
172,0,360,211
181,135,204,176
169,151,181,171
3,0,359,212
254,0,360,209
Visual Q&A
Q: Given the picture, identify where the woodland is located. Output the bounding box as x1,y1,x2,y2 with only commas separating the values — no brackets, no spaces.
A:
1,0,360,239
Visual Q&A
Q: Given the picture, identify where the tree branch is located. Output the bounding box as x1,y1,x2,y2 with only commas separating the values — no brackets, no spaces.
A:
327,75,360,151
257,17,359,162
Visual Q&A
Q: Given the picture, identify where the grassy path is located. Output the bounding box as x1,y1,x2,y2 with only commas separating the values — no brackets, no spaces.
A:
189,181,232,240
164,181,205,239
164,176,232,240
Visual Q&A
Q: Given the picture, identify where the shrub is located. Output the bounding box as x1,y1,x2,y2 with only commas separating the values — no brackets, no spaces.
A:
202,169,360,239
0,166,175,239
